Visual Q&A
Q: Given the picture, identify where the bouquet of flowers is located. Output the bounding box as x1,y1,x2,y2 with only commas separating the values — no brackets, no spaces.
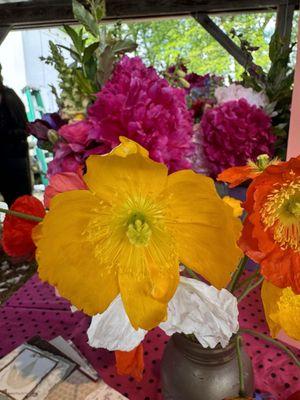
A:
2,3,298,398
1,140,299,396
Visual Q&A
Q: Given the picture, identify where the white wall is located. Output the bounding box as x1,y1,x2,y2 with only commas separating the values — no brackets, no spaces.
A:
0,28,69,114
0,31,28,109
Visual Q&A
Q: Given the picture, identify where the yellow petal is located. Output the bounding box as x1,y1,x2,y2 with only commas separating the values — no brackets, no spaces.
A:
84,153,168,204
118,233,179,330
222,196,243,218
262,280,300,341
110,136,149,157
261,280,282,337
164,170,243,289
34,190,119,315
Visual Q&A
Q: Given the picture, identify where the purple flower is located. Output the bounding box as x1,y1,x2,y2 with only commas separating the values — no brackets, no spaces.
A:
200,99,275,178
27,112,66,151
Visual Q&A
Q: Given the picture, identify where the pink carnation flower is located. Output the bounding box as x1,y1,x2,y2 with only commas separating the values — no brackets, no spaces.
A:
201,99,275,178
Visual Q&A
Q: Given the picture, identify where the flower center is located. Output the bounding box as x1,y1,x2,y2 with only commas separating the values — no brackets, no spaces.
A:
261,177,300,252
126,213,152,246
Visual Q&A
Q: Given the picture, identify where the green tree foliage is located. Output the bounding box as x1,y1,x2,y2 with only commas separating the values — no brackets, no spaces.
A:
120,12,298,79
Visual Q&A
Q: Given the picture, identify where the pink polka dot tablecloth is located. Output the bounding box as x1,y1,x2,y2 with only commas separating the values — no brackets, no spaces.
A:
0,273,299,400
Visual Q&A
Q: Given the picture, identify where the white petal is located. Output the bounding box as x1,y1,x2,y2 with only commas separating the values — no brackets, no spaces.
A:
87,295,147,352
160,276,239,349
0,202,8,223
215,84,268,108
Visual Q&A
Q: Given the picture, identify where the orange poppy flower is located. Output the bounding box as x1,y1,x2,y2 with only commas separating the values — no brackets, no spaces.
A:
217,154,281,188
115,344,144,381
239,156,300,293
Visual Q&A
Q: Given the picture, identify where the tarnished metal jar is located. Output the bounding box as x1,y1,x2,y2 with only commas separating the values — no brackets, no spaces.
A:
161,333,254,400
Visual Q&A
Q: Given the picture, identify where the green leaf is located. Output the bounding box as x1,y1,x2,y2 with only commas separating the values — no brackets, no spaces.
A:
112,39,137,54
83,41,100,63
63,25,83,53
97,45,115,86
57,44,81,63
72,0,99,38
74,69,94,94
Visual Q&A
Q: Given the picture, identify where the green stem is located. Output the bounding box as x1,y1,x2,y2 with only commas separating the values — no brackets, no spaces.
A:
238,276,264,303
240,328,300,368
236,335,246,397
0,208,43,223
227,255,248,293
235,270,260,290
185,267,199,280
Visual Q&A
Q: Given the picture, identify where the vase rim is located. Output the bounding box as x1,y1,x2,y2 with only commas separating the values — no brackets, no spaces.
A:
172,333,237,365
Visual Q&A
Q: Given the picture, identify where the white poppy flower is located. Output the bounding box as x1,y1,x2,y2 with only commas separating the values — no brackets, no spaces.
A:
87,295,147,352
160,276,239,348
0,202,8,223
215,84,268,108
87,277,239,352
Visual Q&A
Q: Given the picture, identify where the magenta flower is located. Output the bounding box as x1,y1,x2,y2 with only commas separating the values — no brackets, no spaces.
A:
47,120,111,177
201,99,275,178
88,56,194,172
48,56,194,176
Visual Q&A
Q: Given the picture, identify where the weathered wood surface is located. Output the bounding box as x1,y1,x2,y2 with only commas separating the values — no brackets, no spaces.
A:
276,3,296,46
0,26,11,45
0,0,299,29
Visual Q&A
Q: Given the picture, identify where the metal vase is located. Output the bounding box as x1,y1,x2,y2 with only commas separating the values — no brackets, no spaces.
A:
161,333,254,400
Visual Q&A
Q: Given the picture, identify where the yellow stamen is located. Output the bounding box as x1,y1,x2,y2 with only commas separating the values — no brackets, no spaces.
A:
261,177,300,252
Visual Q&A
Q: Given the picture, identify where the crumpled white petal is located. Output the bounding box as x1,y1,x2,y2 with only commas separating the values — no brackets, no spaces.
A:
87,295,147,352
159,276,239,348
215,84,268,108
0,202,8,223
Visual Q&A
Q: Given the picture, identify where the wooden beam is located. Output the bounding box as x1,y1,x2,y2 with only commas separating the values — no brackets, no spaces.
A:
0,26,11,46
276,3,295,46
193,13,254,69
0,0,299,30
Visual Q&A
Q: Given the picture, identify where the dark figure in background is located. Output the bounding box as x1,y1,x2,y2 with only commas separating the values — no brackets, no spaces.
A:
0,67,32,206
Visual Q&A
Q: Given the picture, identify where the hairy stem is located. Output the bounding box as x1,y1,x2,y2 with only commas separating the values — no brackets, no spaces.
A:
235,270,260,290
240,329,300,368
236,335,246,397
238,276,264,303
0,208,43,223
227,255,248,293
185,267,199,280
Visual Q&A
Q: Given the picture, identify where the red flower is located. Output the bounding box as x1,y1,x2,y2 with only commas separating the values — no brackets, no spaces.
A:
239,156,300,293
2,196,45,258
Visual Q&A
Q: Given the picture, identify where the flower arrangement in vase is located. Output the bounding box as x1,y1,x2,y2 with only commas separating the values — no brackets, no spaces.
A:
1,2,298,399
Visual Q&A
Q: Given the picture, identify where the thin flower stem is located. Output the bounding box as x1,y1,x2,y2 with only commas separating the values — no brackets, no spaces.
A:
227,255,248,293
235,270,260,290
237,276,264,303
236,335,246,397
185,267,199,280
240,329,300,368
0,208,43,223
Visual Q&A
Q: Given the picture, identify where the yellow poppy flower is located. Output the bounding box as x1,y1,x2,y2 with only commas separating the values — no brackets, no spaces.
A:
261,280,300,340
222,196,243,218
33,138,242,330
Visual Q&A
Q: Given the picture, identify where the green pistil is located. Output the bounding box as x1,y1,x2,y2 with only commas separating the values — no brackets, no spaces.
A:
126,217,152,246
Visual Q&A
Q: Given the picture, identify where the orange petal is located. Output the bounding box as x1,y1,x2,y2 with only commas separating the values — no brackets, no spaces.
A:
217,165,257,188
115,344,144,382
